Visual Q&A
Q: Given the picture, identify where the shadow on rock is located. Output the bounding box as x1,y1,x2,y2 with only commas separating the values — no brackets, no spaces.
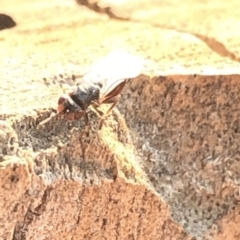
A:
0,13,16,30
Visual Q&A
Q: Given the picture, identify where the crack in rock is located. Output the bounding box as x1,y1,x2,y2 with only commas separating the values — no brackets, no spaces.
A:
75,0,129,20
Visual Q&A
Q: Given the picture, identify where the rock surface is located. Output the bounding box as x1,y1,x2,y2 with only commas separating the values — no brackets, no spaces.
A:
1,0,240,239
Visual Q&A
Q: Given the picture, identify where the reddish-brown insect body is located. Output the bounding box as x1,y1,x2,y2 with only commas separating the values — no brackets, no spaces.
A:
57,51,144,129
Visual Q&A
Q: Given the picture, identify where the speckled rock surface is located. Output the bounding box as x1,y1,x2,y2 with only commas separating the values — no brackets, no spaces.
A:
1,0,240,239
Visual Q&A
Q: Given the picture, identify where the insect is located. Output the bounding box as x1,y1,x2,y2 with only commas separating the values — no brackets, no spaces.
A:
39,51,144,130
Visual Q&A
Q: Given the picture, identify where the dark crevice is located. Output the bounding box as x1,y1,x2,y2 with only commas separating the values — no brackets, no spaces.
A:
34,187,54,215
12,187,54,239
146,22,240,64
193,33,240,62
151,24,240,64
0,13,16,30
75,0,129,20
76,188,86,225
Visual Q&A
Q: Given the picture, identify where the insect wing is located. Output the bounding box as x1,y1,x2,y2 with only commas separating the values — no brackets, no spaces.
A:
82,51,144,96
100,78,126,100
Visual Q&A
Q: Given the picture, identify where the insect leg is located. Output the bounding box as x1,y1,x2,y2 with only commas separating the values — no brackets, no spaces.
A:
37,112,59,129
90,102,104,117
84,111,89,126
83,112,90,137
99,96,120,129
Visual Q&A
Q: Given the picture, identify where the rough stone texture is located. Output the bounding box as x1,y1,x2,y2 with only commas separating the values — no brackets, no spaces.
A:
79,0,240,62
1,0,240,239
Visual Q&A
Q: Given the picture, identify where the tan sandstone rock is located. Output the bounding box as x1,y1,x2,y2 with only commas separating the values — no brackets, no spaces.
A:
1,0,240,239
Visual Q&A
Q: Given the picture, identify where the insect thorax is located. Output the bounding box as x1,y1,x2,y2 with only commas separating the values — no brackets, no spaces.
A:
70,81,101,110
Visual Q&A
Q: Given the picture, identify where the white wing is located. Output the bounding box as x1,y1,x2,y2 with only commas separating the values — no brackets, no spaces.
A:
82,51,144,96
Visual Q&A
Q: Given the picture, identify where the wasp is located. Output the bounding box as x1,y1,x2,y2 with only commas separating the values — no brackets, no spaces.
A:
39,51,144,130
56,51,144,129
